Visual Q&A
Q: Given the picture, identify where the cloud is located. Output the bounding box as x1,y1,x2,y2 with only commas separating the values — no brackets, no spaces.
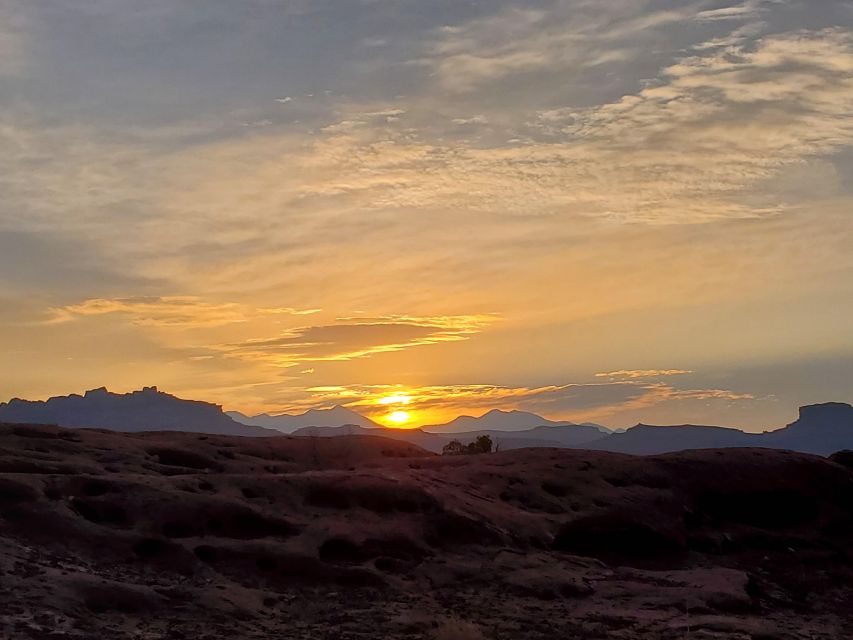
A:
452,115,489,125
691,22,769,51
695,0,772,22
0,0,27,76
48,297,320,328
2,0,851,429
295,28,853,223
0,230,159,297
0,112,162,238
596,369,693,379
221,315,496,366
4,19,852,302
302,380,754,425
418,1,762,93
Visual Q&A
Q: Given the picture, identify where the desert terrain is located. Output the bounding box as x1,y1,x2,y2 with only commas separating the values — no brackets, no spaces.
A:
2,422,853,639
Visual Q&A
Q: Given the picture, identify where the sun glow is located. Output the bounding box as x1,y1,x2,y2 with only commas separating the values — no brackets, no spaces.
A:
378,394,412,405
386,410,411,425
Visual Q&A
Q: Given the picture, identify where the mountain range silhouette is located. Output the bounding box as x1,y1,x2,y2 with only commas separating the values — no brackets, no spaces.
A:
420,409,608,433
0,387,271,437
2,387,852,456
227,406,381,432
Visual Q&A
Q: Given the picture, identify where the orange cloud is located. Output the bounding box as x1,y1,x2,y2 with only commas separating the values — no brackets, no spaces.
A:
47,297,320,328
596,369,693,379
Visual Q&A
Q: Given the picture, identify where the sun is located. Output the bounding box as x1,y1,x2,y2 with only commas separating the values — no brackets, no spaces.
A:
386,410,411,426
375,391,416,427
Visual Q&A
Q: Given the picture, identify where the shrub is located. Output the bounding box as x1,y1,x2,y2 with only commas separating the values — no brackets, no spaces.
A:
442,435,493,456
442,440,466,456
468,435,493,454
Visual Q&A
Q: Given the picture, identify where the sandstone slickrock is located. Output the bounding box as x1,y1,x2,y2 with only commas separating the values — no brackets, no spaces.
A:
2,422,853,639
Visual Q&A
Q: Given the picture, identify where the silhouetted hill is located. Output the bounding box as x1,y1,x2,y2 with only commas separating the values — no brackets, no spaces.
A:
233,407,612,452
762,402,853,455
422,409,608,433
291,424,447,451
588,403,853,456
445,425,609,450
228,405,381,433
287,423,609,453
590,424,756,455
0,387,274,437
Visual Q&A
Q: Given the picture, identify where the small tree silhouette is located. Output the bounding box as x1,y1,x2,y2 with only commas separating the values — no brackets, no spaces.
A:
442,440,466,456
442,435,493,456
467,435,493,454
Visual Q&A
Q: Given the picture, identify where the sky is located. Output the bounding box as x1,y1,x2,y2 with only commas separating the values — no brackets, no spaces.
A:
2,0,853,430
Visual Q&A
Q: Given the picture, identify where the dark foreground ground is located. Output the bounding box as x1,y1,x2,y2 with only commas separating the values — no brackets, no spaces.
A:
2,422,853,639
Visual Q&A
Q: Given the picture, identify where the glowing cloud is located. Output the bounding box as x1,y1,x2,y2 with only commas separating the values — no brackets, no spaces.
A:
596,370,694,379
47,297,320,328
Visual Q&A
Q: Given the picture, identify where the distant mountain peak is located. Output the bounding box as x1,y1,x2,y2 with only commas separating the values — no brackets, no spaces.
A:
422,408,601,434
227,404,380,433
271,405,363,419
483,408,531,417
78,386,164,400
320,405,361,415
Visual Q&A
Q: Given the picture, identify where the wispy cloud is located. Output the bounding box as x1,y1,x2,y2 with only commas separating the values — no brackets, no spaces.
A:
419,2,698,92
295,28,853,223
415,1,781,93
48,297,320,328
220,315,497,367
695,0,771,22
596,369,693,379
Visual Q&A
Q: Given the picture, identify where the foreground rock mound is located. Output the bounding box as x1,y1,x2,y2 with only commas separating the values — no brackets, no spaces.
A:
2,422,853,639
